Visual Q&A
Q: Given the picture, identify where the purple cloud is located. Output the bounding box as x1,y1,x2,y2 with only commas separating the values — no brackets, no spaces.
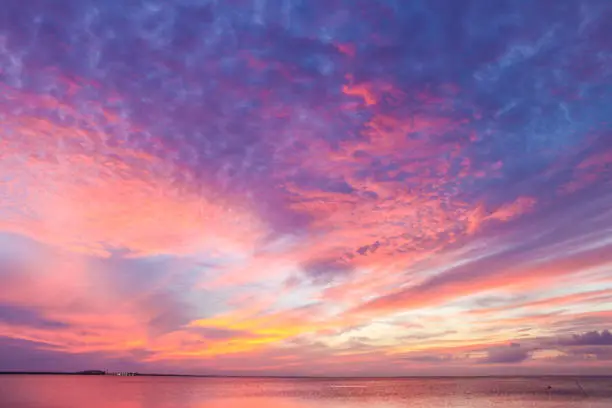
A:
301,257,354,285
0,304,70,330
0,337,149,373
484,343,531,364
560,330,612,346
404,354,454,363
190,327,254,341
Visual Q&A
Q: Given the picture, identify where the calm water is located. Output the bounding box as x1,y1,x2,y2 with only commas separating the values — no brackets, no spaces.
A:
1,376,611,408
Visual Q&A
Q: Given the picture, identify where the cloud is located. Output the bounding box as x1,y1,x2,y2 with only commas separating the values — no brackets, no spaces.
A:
399,330,458,342
0,83,268,259
301,257,354,285
550,330,612,362
0,336,153,373
470,289,612,316
0,235,224,362
565,347,612,361
560,330,612,346
190,327,254,341
0,304,70,330
404,353,454,363
351,189,612,315
484,343,531,364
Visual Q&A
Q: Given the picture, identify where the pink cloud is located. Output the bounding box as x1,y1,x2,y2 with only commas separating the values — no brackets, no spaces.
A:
0,82,267,258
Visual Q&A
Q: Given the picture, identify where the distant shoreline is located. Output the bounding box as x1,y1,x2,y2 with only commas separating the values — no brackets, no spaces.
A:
1,372,611,379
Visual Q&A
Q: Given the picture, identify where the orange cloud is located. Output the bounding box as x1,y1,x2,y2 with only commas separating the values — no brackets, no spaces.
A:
158,309,324,359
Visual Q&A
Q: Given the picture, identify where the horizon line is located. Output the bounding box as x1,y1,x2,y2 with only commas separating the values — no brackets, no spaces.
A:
2,371,611,379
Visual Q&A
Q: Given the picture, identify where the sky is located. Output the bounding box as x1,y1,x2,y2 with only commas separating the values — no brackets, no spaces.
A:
0,0,611,377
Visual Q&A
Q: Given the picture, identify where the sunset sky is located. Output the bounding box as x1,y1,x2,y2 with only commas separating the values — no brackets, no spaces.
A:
1,0,611,376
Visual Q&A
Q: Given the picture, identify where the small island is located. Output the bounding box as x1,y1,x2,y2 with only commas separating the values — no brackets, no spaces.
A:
76,370,106,375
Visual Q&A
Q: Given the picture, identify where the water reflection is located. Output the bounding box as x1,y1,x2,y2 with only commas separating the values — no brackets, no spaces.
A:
1,376,610,408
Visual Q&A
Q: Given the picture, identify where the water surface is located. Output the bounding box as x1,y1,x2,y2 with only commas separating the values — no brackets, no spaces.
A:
1,375,611,408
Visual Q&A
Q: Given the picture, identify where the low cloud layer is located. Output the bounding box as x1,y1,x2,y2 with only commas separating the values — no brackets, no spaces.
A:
560,330,612,346
484,344,531,364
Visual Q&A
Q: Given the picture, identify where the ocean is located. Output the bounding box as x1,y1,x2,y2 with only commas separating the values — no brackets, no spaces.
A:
0,375,611,407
